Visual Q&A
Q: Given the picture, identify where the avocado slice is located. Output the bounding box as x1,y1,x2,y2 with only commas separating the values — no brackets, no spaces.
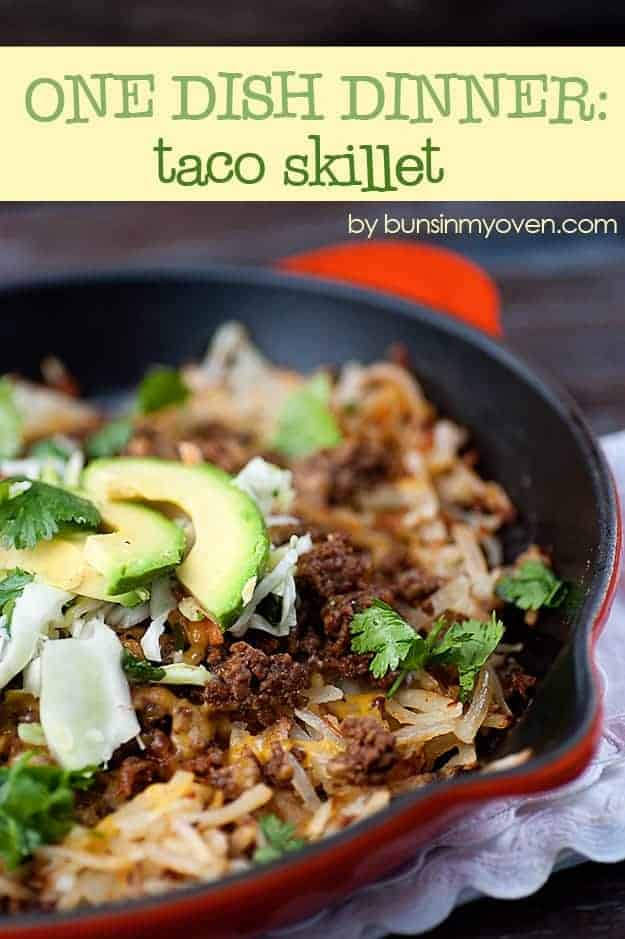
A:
83,500,185,594
83,458,269,628
0,499,185,605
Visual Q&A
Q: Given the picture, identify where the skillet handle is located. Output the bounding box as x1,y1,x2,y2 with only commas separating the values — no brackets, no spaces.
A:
277,240,501,337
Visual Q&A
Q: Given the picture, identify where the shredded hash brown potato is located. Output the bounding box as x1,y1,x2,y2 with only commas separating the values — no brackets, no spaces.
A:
0,324,557,912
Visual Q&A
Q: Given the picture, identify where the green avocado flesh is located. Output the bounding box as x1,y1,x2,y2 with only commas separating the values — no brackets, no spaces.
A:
0,499,185,605
84,500,186,594
83,458,269,627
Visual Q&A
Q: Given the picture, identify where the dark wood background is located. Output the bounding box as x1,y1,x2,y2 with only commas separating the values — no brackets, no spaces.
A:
1,200,624,936
3,1,625,43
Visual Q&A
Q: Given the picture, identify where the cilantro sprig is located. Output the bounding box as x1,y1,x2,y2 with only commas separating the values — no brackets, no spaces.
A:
82,365,188,462
351,599,416,679
28,437,74,463
253,813,305,864
137,366,189,415
496,560,566,612
0,478,101,551
0,569,34,630
425,614,505,702
273,373,342,459
0,753,95,869
121,649,166,683
0,378,21,461
85,417,133,460
350,600,504,701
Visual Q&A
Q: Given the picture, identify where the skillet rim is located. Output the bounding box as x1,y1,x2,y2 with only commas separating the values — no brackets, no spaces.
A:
0,263,620,932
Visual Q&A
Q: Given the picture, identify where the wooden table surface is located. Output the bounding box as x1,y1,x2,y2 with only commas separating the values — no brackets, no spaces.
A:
1,201,624,937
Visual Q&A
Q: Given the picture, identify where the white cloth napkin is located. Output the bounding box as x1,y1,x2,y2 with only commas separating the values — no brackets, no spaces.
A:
271,430,625,939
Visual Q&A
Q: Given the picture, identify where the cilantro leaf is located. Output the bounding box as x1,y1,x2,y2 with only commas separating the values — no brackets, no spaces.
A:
496,560,566,612
0,378,21,461
85,418,133,460
429,612,504,702
386,617,446,697
253,813,305,864
28,438,73,463
351,600,504,702
0,752,95,869
121,649,166,683
350,599,417,679
0,569,34,630
0,478,101,551
137,366,189,415
273,373,342,459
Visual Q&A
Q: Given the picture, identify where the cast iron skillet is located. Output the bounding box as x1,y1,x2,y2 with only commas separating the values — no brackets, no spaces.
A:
0,267,620,939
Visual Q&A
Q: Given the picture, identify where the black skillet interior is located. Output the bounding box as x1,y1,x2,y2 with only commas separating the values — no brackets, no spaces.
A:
0,266,617,761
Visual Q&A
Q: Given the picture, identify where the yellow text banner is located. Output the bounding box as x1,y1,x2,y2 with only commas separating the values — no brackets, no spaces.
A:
2,46,622,200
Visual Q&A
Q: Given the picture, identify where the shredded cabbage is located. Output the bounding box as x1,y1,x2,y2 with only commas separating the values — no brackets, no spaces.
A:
23,655,41,697
1,443,84,495
64,596,151,636
229,534,312,638
39,618,139,770
140,575,175,662
0,459,58,481
0,582,70,692
63,450,85,489
155,663,212,686
140,617,166,661
234,457,295,520
149,575,175,621
17,722,46,746
104,601,150,628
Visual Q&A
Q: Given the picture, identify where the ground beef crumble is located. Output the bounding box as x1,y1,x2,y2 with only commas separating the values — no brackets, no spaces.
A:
294,439,396,508
499,662,537,714
392,568,441,605
204,641,310,730
328,716,398,786
262,742,294,788
289,532,433,686
125,421,253,473
319,587,395,658
296,532,371,601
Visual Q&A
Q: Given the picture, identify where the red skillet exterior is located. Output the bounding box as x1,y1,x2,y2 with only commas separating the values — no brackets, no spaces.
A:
5,503,619,939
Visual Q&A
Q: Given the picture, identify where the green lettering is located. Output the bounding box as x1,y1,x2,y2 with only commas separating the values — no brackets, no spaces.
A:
172,75,216,120
25,77,64,122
